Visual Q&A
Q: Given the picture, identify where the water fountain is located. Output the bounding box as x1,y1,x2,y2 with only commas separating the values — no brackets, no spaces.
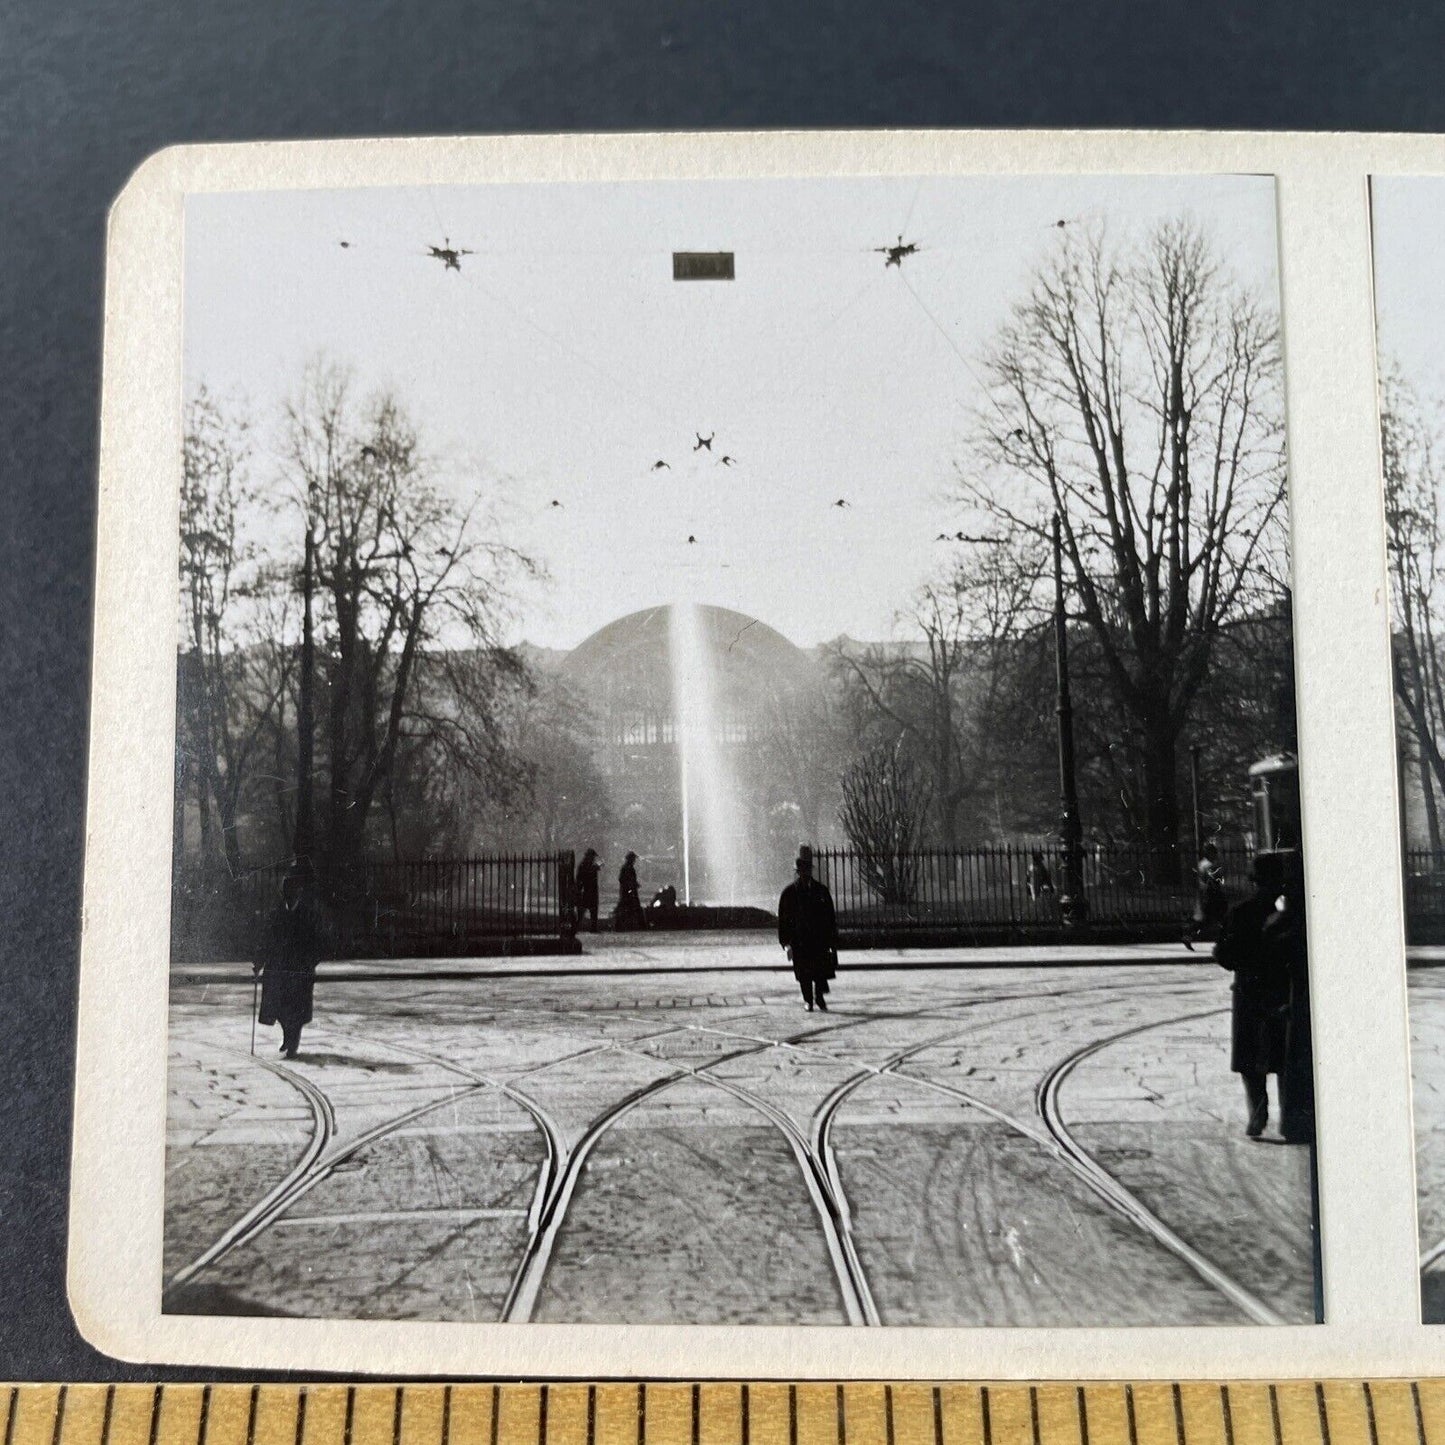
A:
668,602,745,905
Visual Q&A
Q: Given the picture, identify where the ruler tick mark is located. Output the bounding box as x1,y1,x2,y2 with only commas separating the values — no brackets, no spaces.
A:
50,1387,67,1445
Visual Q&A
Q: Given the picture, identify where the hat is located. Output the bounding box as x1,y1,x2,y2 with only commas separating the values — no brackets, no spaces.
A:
796,845,814,872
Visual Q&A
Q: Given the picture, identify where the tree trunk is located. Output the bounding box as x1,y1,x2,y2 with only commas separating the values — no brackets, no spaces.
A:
1420,743,1444,853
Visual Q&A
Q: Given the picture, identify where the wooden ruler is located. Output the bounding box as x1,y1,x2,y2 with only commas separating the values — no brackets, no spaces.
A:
2,1384,1441,1445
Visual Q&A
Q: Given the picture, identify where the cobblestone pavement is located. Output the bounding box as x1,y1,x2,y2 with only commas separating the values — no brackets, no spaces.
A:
164,946,1317,1327
1410,969,1445,1319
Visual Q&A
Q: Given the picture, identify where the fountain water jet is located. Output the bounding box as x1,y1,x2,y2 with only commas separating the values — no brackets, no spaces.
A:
668,602,746,905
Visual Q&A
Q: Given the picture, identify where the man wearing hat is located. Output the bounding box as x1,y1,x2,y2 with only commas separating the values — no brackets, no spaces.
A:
1213,850,1290,1137
777,846,839,1011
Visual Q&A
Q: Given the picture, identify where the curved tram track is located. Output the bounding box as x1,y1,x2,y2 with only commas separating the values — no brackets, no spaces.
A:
170,972,1270,1324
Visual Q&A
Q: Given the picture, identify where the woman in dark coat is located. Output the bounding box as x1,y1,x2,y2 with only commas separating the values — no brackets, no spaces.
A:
255,870,322,1059
777,846,839,1011
1266,852,1314,1145
1213,851,1288,1137
575,848,601,931
615,851,646,931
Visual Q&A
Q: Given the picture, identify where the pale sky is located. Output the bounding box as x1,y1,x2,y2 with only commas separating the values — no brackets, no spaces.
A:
185,173,1281,652
1372,178,1445,401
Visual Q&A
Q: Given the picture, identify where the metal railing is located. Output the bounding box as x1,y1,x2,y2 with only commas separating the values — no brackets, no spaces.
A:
809,842,1258,936
1406,849,1445,942
172,851,577,962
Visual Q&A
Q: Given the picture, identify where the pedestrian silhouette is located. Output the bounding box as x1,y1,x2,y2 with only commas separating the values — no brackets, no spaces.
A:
778,846,839,1011
1183,841,1228,950
615,851,647,931
575,848,601,932
255,868,322,1060
1214,852,1289,1138
1265,852,1313,1145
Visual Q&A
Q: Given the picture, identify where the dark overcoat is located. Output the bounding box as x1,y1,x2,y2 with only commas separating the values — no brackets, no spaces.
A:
575,857,600,910
616,861,646,930
1265,904,1314,1141
778,875,839,984
1213,892,1289,1076
257,899,321,1029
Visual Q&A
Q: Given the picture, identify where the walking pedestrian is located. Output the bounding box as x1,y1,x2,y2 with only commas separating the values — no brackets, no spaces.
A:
255,867,322,1060
1266,851,1314,1145
1213,851,1288,1138
575,848,601,931
777,845,839,1011
1183,841,1228,950
615,851,646,931
1027,850,1055,906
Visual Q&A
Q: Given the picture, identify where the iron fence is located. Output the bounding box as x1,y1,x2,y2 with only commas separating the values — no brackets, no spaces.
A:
1406,849,1445,942
810,842,1259,936
172,851,577,962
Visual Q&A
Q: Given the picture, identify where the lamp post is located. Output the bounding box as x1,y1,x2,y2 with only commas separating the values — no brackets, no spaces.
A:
1053,512,1088,924
1189,742,1203,860
292,482,317,880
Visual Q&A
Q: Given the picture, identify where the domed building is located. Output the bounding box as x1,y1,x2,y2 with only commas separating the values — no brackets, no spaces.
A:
559,603,834,906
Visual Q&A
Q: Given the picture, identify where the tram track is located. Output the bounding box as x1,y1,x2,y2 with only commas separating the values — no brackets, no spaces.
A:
168,970,1242,1324
811,997,1284,1325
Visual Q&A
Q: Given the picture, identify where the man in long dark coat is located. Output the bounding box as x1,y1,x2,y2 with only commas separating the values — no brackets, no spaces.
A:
255,868,322,1059
1266,851,1314,1145
575,848,601,931
778,846,838,1011
615,851,646,931
1213,851,1288,1137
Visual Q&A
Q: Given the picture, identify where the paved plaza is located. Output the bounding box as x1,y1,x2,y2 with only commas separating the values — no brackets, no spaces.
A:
1410,967,1445,1320
164,936,1317,1327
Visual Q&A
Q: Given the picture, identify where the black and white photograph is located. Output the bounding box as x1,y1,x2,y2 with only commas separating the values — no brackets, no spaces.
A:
1371,175,1445,1323
157,168,1318,1330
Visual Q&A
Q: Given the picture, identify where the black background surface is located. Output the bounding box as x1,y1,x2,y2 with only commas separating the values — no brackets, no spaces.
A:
4,0,1444,1382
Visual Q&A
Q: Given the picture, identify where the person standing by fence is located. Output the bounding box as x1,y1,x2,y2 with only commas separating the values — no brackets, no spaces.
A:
778,846,839,1011
255,868,322,1060
575,848,601,931
1213,852,1288,1138
1183,841,1229,950
616,851,646,931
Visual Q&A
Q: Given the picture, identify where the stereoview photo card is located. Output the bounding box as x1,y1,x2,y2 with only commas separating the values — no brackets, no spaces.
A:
81,131,1432,1376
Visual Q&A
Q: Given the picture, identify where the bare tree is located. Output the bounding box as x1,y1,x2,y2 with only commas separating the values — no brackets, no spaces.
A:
178,388,293,873
1382,364,1445,851
280,359,537,873
838,741,933,904
965,217,1288,872
826,531,1046,845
